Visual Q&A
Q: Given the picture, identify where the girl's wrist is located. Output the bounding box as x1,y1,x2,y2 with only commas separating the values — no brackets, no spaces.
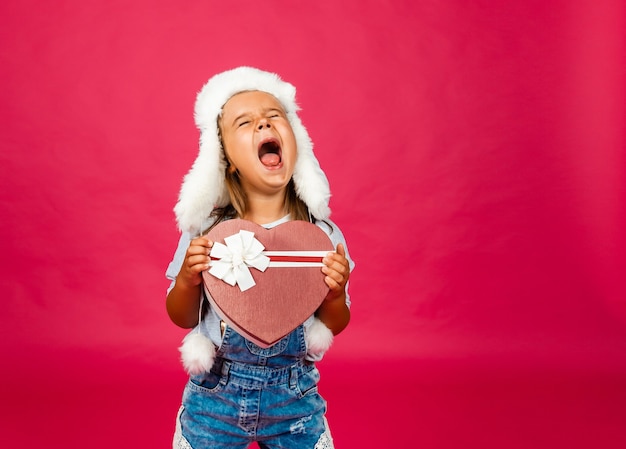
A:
323,290,346,304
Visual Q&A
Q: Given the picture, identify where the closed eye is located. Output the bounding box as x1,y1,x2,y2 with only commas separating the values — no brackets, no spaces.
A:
267,108,284,119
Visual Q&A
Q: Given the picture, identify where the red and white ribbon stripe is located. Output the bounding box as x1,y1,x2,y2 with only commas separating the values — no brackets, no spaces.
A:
208,230,328,291
262,251,327,267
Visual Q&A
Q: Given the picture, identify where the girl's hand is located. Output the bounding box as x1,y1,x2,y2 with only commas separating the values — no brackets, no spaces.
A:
167,236,213,329
321,243,350,302
177,236,213,288
316,243,351,335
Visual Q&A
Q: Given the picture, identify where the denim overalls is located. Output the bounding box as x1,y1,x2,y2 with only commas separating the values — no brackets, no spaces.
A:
174,324,333,449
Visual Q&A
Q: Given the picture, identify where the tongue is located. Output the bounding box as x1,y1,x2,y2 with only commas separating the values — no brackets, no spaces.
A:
260,153,280,167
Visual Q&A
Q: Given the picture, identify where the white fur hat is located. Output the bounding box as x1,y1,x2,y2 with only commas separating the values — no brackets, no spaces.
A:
174,66,331,234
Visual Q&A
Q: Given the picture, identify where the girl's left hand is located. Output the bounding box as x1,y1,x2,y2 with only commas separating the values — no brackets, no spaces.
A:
322,243,350,302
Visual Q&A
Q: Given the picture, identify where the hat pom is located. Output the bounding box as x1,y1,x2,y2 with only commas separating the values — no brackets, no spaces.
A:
179,331,216,375
305,317,334,357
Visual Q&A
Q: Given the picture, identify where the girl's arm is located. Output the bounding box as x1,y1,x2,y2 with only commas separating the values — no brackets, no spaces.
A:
166,236,212,328
316,243,351,335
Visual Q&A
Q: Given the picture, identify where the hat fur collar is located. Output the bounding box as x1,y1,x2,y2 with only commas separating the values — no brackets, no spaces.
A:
174,66,331,234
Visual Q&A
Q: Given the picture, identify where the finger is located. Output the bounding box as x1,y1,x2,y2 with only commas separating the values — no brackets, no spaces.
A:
322,264,347,288
190,236,213,248
186,253,210,268
326,244,348,264
188,240,214,258
324,274,342,291
324,244,344,262
335,243,345,257
323,256,350,279
191,262,209,274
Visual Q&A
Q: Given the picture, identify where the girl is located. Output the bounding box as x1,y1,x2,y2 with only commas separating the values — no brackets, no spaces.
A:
165,67,354,449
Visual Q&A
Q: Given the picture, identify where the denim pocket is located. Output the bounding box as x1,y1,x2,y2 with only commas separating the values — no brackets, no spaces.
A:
187,370,225,394
296,366,320,398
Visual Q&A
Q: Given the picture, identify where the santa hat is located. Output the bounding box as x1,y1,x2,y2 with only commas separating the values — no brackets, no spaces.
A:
174,66,331,235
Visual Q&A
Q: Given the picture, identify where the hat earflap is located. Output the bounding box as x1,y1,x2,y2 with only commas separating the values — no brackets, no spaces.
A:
289,112,331,221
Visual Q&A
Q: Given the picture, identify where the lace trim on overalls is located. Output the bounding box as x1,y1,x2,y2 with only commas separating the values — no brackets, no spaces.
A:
173,406,193,449
315,417,334,449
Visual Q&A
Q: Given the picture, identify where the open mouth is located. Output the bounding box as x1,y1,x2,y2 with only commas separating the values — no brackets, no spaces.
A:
258,138,282,168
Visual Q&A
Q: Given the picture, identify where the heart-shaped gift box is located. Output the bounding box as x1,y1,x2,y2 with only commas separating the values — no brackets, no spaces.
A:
203,219,333,348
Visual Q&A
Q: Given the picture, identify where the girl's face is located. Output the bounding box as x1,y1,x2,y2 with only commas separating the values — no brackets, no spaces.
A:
220,91,297,199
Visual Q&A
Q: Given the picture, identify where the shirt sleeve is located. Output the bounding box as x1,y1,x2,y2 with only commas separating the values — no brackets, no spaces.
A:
165,232,192,293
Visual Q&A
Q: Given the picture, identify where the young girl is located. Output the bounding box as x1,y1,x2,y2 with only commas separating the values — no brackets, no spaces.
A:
165,67,354,449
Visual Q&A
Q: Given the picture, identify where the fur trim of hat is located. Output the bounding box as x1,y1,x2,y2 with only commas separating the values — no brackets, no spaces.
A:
174,66,331,234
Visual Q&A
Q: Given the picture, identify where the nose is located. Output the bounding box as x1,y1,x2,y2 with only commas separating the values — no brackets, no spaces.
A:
257,118,271,130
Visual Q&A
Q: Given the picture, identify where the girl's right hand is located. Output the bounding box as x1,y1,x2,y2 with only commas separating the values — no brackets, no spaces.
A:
177,236,213,288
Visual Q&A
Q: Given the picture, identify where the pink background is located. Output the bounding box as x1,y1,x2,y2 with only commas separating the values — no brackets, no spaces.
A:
1,1,625,447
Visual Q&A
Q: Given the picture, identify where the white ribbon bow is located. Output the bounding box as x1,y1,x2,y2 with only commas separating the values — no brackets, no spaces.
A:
208,230,270,292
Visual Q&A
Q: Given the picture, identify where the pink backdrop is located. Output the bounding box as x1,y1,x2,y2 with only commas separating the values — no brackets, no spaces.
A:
1,1,625,447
